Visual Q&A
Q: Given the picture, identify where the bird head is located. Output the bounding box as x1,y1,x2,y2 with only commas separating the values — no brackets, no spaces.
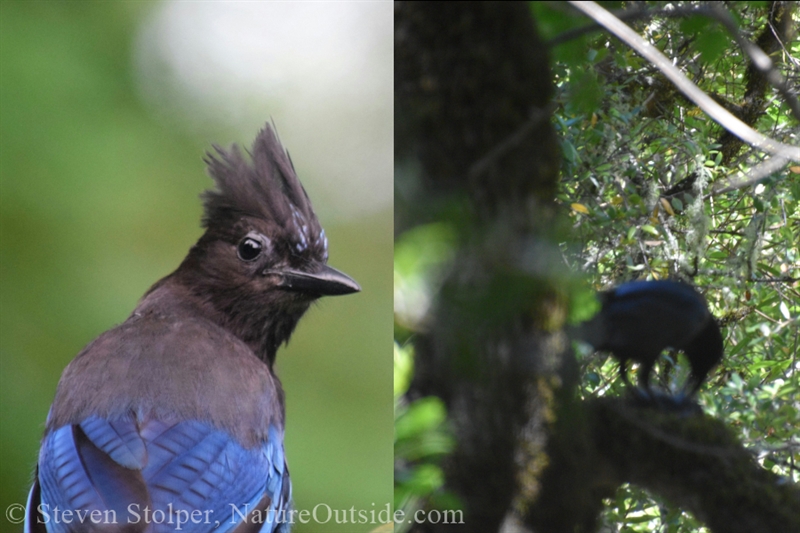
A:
175,124,360,363
683,317,724,396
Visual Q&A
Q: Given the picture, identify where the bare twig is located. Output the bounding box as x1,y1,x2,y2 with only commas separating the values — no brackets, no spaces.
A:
707,3,800,123
709,155,790,195
547,5,707,47
551,3,800,122
568,1,800,161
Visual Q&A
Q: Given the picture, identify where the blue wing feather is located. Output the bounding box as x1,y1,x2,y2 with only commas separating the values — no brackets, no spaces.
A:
31,416,289,533
80,417,148,469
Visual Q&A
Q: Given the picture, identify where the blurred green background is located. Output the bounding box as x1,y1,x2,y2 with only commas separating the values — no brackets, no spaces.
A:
0,2,393,532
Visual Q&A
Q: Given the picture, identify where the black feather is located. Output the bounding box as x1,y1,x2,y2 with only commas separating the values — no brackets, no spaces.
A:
201,124,327,262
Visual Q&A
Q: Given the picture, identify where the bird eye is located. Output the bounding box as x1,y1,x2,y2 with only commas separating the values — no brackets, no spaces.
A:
237,237,263,261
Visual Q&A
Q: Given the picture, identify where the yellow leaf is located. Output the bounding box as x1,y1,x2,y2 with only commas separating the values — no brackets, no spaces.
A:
571,203,590,214
591,113,598,127
649,206,659,224
659,197,675,216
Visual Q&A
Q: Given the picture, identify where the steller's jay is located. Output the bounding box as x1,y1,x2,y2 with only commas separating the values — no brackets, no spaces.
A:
25,124,360,533
577,280,723,397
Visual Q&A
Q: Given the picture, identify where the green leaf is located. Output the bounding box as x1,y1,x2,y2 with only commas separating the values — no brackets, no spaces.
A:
707,250,728,261
569,70,602,114
640,224,659,236
679,14,710,35
695,26,731,63
395,343,414,398
395,397,448,441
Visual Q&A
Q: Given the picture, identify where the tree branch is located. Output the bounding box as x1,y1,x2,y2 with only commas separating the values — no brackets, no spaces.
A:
568,1,800,161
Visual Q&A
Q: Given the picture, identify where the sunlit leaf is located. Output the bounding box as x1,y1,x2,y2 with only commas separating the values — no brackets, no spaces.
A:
571,203,590,214
659,197,675,216
640,224,659,236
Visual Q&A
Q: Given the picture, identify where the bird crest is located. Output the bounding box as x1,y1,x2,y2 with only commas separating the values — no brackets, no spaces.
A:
201,124,328,260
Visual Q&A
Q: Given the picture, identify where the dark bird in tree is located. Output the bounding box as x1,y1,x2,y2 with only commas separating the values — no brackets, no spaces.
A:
577,280,723,398
25,124,360,533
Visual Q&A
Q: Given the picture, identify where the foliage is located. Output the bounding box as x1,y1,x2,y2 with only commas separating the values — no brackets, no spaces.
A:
538,1,800,530
394,227,459,533
394,342,458,533
396,1,798,531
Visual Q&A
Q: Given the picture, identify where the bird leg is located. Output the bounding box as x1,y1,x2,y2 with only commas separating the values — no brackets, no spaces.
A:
618,358,634,389
636,358,656,398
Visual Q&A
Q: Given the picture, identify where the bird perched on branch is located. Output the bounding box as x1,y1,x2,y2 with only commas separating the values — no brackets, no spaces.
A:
577,280,723,398
25,124,360,533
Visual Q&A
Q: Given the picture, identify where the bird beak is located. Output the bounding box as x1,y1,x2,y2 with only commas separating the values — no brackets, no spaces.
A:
273,264,361,296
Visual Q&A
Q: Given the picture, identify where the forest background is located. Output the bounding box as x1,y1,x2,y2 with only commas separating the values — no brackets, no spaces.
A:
395,2,799,532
